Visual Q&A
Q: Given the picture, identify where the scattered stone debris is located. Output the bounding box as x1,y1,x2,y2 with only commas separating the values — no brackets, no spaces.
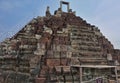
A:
0,1,120,83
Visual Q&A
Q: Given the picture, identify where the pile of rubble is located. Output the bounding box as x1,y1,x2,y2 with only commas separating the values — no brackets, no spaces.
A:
0,1,120,83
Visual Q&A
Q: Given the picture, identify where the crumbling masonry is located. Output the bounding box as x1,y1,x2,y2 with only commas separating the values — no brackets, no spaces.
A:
0,1,120,83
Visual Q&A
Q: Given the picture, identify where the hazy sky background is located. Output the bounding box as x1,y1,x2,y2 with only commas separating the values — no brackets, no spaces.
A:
0,0,120,49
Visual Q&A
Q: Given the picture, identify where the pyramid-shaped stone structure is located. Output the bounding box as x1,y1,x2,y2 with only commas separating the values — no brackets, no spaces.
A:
0,1,120,83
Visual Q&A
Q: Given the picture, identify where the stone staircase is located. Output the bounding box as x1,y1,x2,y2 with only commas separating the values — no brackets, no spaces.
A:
69,25,107,65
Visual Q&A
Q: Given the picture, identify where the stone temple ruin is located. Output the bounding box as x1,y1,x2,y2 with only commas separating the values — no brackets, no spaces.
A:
0,1,120,83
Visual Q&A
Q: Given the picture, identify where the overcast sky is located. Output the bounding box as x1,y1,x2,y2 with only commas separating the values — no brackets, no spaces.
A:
0,0,120,49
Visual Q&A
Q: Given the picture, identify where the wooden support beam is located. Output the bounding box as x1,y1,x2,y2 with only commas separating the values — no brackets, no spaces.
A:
115,67,118,83
79,67,82,83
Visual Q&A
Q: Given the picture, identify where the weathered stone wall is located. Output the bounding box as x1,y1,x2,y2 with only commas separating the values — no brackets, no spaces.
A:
0,7,120,83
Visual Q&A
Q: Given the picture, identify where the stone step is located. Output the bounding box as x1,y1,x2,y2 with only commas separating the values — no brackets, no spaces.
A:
71,37,98,42
17,35,35,39
71,31,95,36
71,40,99,45
19,45,37,49
19,52,33,54
72,46,101,52
71,26,91,31
70,35,96,39
72,29,95,35
55,81,79,83
79,58,107,62
35,77,46,83
72,50,102,56
70,57,107,65
79,59,108,65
